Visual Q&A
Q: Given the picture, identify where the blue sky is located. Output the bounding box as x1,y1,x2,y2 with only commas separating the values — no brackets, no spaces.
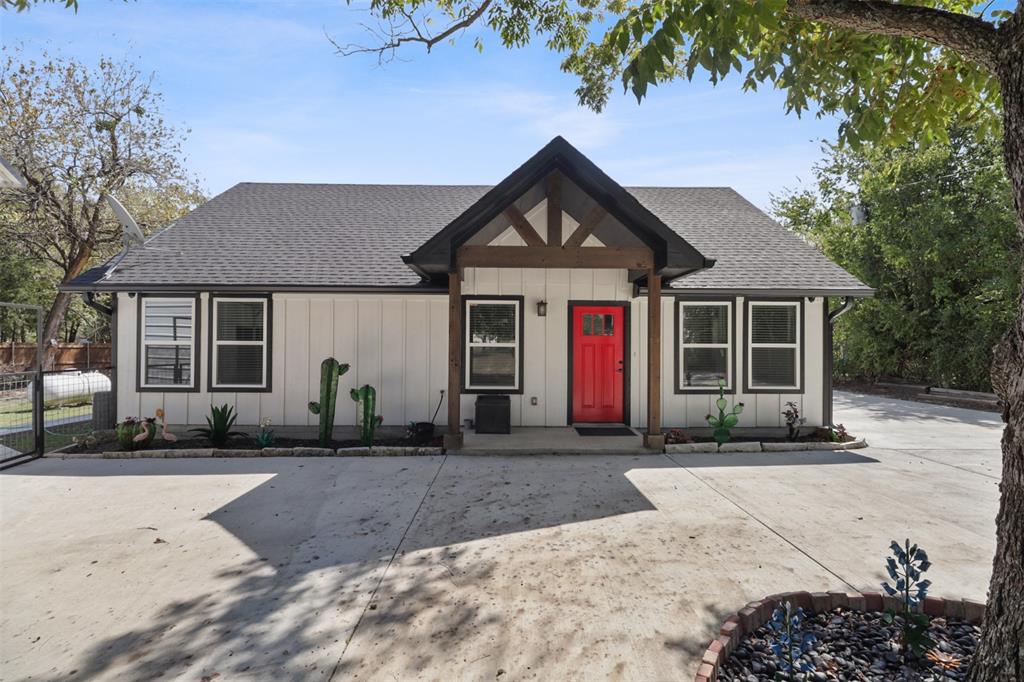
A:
2,0,843,209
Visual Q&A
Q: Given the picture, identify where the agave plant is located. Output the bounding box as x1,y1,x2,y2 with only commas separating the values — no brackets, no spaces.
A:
190,404,246,447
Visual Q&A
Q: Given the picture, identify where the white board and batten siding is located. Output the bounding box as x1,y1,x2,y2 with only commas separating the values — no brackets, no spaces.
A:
117,288,825,430
116,292,449,428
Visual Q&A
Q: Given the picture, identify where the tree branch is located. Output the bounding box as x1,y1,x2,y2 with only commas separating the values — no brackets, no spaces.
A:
786,0,1002,73
329,0,493,63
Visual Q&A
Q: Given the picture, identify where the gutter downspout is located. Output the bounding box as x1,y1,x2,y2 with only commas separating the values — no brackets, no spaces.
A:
82,292,113,317
824,296,856,427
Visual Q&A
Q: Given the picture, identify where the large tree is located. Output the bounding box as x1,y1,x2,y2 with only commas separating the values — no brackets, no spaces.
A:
0,49,203,363
774,127,1019,392
336,0,1022,676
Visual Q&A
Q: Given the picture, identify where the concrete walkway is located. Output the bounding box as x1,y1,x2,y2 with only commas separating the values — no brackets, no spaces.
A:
0,391,1002,681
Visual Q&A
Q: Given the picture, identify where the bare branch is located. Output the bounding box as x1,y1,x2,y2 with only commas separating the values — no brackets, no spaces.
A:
329,0,493,64
786,0,1002,73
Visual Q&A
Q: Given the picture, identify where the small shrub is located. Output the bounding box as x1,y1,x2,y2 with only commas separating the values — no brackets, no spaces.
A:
705,379,743,444
768,600,817,677
830,423,851,442
782,401,806,441
881,539,933,657
665,429,694,444
116,417,155,451
190,404,246,447
255,417,275,449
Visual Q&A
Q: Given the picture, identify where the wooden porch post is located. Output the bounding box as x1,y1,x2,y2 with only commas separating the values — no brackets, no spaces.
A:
645,271,665,449
445,271,464,449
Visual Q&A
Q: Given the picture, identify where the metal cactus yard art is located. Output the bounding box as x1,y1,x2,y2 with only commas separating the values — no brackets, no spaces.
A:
308,358,350,447
350,384,382,446
706,379,744,445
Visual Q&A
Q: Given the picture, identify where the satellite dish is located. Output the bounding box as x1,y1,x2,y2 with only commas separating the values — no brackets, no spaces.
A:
0,154,27,190
100,192,179,281
105,193,146,246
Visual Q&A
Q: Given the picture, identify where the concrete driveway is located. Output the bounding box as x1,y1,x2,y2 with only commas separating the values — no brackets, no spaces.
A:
0,391,1002,681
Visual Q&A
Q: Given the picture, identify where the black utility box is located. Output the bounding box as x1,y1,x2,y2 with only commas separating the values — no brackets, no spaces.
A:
475,395,511,434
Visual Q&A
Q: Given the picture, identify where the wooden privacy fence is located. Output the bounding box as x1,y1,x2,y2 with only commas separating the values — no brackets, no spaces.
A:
0,343,111,371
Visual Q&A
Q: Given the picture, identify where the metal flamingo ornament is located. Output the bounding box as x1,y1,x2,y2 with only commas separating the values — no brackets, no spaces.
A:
133,420,151,443
155,408,177,442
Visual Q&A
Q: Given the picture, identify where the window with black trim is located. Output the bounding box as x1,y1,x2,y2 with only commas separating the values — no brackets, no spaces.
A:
211,297,269,389
677,301,732,390
139,297,197,389
747,301,801,390
465,298,521,391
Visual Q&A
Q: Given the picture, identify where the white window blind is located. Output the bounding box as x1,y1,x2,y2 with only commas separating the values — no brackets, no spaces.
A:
212,298,268,389
465,300,520,390
678,302,732,389
748,302,800,389
140,297,196,388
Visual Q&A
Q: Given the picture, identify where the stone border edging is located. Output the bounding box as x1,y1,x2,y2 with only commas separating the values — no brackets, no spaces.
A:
666,438,867,454
694,590,987,682
52,446,443,459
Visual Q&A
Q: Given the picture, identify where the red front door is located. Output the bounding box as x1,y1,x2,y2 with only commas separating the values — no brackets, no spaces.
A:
572,305,625,423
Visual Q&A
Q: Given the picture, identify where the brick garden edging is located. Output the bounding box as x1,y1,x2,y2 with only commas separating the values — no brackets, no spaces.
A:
52,446,443,459
694,590,987,682
667,438,868,454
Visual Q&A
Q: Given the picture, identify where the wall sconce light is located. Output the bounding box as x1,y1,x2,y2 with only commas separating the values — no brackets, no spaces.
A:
536,300,548,317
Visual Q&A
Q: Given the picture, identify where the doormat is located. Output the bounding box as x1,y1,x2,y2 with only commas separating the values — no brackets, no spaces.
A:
575,427,636,437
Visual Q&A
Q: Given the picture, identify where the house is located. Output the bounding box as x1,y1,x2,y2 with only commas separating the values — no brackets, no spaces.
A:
64,137,872,449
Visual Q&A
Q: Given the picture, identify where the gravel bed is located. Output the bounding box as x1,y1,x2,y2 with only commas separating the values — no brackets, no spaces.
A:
719,608,979,681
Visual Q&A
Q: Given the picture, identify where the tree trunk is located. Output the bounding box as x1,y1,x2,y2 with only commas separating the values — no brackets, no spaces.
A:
968,37,1024,682
40,248,93,369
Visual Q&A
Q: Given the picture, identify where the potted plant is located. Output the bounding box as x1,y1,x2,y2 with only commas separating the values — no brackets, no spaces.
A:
409,390,445,445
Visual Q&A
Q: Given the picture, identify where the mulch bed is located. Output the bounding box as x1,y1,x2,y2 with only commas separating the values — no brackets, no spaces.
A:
719,608,978,681
67,434,443,454
666,430,854,446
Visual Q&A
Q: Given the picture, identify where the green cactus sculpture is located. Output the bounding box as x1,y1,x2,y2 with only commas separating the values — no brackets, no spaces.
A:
350,384,382,446
308,358,350,447
706,379,744,445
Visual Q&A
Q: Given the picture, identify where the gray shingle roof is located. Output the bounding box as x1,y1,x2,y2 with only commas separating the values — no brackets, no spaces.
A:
66,182,871,295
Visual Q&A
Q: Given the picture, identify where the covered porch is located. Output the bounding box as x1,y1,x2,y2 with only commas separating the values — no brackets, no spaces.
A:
462,426,649,454
402,138,712,451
